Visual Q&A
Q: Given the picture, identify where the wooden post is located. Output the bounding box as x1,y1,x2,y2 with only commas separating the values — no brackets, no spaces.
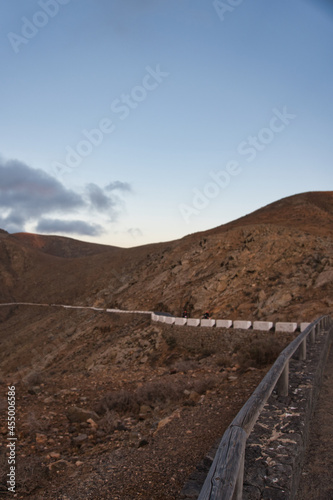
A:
232,448,245,500
277,361,289,396
310,327,316,344
298,338,307,360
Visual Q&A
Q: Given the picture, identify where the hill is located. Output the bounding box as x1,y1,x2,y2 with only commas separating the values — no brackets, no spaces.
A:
0,191,332,498
0,191,332,321
12,232,120,258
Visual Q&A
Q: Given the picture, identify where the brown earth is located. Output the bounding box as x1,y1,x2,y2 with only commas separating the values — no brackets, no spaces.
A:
0,306,296,499
0,191,332,498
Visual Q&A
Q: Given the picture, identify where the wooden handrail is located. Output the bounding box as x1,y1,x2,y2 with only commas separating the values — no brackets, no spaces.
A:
198,315,333,500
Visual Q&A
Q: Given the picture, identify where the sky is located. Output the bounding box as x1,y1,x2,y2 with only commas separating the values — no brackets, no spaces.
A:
0,0,332,247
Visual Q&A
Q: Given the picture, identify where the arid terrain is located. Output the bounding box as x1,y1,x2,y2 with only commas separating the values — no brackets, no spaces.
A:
0,191,332,499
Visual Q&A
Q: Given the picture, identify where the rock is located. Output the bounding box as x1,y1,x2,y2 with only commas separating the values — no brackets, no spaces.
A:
154,410,181,434
75,461,84,467
138,438,149,448
48,460,73,472
72,433,88,444
139,404,152,419
315,269,333,288
189,391,201,403
28,386,41,395
155,416,172,433
87,418,98,430
66,406,99,423
43,396,54,404
48,452,61,459
36,433,47,445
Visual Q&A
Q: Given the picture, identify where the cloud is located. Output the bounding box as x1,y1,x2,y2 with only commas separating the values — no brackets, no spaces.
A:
105,181,132,192
36,219,104,237
0,159,83,217
86,183,116,211
0,214,26,234
128,227,143,238
0,157,132,236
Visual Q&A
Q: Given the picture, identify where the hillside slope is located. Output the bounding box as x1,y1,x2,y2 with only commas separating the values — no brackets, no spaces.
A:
0,191,332,321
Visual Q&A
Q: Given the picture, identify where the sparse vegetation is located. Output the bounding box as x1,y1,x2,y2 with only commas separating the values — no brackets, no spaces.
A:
238,338,282,368
23,371,43,388
165,335,177,349
96,375,218,417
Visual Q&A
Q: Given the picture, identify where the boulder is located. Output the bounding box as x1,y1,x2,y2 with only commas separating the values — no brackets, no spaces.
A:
66,406,99,423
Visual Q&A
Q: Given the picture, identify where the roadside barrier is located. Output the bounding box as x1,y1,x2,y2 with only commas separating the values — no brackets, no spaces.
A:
197,315,333,499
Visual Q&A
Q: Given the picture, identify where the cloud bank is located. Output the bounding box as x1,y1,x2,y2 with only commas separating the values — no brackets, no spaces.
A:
0,158,131,236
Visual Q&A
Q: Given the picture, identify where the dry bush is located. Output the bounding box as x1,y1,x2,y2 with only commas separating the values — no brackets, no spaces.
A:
98,410,121,434
238,338,282,368
17,456,49,494
96,376,210,416
165,335,177,349
191,376,219,395
96,389,139,415
137,379,184,405
199,347,216,358
172,360,198,373
215,353,233,368
23,371,43,388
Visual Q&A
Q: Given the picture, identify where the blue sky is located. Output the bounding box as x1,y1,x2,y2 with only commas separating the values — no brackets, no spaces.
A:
1,0,332,247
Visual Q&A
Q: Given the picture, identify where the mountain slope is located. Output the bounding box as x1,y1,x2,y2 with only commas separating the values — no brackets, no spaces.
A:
0,191,332,321
12,232,120,258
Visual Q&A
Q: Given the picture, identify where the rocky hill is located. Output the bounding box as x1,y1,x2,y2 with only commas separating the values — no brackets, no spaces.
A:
0,191,332,321
0,191,332,499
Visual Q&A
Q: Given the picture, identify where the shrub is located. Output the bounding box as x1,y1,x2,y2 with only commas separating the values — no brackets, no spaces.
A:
96,376,211,416
215,354,232,368
137,379,183,405
23,371,43,388
96,390,139,415
16,456,49,494
191,376,219,395
165,336,177,349
172,360,198,373
239,338,282,368
98,410,121,434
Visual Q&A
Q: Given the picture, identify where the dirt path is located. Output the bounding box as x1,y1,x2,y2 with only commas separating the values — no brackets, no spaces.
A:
296,343,333,500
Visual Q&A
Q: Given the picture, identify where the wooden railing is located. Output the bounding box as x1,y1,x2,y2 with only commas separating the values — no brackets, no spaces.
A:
198,315,333,500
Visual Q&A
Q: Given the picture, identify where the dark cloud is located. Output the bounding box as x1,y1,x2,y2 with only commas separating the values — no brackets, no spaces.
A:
0,159,83,218
86,183,115,211
36,219,104,237
0,157,132,236
0,214,26,234
105,181,132,192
